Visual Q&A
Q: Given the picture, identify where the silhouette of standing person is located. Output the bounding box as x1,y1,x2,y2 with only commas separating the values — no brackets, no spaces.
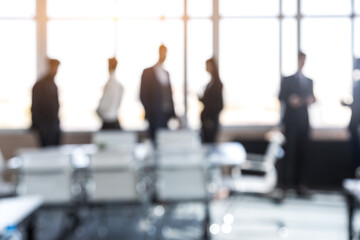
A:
140,44,178,140
278,51,316,197
199,58,223,143
96,57,124,130
31,58,61,147
342,59,360,174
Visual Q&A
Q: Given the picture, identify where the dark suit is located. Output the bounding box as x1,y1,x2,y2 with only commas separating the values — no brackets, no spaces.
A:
31,75,61,147
349,81,360,167
279,72,315,189
199,80,223,143
140,66,176,140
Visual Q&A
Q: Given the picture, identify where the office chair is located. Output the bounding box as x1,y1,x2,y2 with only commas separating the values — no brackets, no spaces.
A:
155,129,207,201
225,130,285,194
15,149,73,204
155,129,219,240
89,131,141,202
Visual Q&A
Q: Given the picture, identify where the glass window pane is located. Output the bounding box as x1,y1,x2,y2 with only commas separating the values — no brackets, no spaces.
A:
47,0,115,18
187,20,213,128
116,20,184,130
117,0,184,18
301,18,352,127
0,0,35,17
355,18,360,58
188,0,212,17
281,18,297,77
220,19,280,126
282,0,297,16
48,20,115,130
220,0,279,17
356,0,360,15
0,21,36,128
301,0,351,16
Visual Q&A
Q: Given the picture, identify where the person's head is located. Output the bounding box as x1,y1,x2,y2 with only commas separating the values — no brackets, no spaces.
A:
158,44,167,64
47,58,60,77
108,57,118,73
298,51,306,72
206,57,221,82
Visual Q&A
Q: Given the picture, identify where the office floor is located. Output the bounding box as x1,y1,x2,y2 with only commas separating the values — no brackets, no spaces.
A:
35,191,348,240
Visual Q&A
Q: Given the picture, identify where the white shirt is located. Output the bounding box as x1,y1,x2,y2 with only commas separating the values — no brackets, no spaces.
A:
96,73,124,122
154,64,169,86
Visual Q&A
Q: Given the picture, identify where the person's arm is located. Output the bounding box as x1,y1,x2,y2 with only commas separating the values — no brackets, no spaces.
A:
140,70,150,115
306,79,316,106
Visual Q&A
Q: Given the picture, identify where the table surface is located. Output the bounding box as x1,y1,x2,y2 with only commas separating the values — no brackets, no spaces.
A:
9,142,247,170
0,195,43,234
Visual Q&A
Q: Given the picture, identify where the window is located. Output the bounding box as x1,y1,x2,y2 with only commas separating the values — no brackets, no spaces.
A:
1,0,359,130
220,19,280,125
0,1,36,129
47,20,115,130
302,18,352,127
220,0,279,16
187,20,213,128
116,20,184,129
301,0,351,16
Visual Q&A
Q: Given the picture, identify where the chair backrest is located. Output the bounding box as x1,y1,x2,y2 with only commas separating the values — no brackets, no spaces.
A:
17,150,72,203
263,131,286,165
92,131,137,153
155,130,208,201
156,129,204,167
156,129,201,153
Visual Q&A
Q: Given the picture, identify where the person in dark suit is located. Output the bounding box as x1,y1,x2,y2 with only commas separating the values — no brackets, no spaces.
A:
342,60,360,173
278,51,316,197
140,44,178,140
31,58,61,147
199,58,223,143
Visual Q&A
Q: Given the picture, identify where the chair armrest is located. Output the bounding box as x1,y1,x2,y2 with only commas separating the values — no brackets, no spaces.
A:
240,160,274,173
246,153,264,162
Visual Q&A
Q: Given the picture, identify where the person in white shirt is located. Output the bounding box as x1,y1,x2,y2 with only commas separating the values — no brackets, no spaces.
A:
96,57,124,130
140,44,179,140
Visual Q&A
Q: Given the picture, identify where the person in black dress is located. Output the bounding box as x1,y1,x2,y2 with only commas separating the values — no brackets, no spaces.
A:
31,58,61,147
199,58,224,143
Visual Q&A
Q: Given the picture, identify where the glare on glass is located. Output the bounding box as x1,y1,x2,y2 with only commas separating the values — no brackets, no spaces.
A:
187,20,213,128
301,18,352,127
47,20,115,130
0,21,36,128
220,0,279,16
188,0,212,17
220,19,280,125
0,0,35,17
281,18,297,77
117,0,183,18
282,0,297,16
301,0,351,16
356,0,360,15
47,0,115,18
355,18,360,58
116,20,184,129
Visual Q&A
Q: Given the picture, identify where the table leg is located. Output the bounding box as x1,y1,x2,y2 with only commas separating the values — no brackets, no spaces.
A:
203,200,210,240
346,193,355,240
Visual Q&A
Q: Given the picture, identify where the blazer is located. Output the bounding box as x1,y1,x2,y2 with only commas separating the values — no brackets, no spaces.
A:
349,81,360,131
140,66,176,126
31,75,60,129
200,80,223,120
279,73,315,128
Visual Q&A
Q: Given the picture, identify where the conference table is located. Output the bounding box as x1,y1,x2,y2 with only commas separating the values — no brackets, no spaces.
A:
8,141,246,240
0,195,43,240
